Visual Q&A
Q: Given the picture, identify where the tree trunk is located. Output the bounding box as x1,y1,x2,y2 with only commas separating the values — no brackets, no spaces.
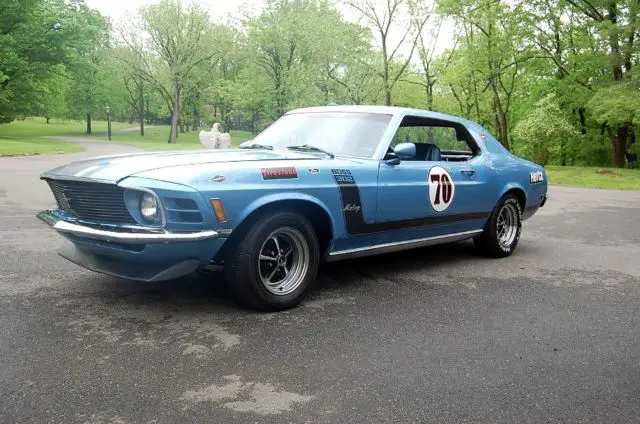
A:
382,34,392,106
625,129,637,166
169,83,180,144
426,80,434,111
490,86,509,150
46,117,50,124
612,125,627,168
139,83,145,136
607,2,627,167
86,113,92,135
578,108,586,134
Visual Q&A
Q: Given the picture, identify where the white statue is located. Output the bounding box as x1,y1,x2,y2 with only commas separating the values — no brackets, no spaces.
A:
199,122,232,149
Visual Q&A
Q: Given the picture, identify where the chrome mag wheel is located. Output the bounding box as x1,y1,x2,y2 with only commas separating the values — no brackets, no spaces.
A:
496,202,519,249
258,227,309,296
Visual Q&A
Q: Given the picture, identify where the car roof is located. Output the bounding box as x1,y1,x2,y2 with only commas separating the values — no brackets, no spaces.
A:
286,105,472,126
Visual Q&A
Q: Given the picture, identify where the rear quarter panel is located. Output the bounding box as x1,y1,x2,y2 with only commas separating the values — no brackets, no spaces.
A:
465,123,548,215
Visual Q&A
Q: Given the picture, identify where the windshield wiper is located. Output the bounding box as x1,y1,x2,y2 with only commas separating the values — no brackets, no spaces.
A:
287,144,335,159
239,143,273,150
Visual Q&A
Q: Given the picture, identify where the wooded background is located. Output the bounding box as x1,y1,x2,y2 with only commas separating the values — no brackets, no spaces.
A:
2,0,639,167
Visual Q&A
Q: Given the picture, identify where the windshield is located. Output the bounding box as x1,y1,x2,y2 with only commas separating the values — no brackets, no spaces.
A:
251,112,392,158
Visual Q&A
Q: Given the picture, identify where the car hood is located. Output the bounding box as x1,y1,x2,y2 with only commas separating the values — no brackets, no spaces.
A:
41,149,320,183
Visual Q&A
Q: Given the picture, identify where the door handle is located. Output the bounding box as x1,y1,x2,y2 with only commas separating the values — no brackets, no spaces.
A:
460,169,476,176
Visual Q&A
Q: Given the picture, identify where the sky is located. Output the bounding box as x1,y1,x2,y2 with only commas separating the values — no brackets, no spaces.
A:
84,0,454,56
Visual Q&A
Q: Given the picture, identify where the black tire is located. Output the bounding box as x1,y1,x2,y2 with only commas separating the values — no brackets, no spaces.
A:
474,194,522,258
224,210,320,311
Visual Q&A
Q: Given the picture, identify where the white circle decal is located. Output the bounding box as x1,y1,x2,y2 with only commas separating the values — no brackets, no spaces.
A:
428,166,455,212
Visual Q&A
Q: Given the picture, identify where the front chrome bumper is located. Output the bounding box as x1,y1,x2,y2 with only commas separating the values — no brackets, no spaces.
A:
37,209,219,244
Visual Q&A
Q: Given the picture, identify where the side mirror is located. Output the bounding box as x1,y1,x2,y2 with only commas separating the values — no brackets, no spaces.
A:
393,142,416,160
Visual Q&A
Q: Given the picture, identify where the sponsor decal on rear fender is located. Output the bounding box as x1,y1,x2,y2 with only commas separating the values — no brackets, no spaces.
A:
530,170,544,184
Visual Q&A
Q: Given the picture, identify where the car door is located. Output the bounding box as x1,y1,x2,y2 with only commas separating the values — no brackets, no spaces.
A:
373,116,491,245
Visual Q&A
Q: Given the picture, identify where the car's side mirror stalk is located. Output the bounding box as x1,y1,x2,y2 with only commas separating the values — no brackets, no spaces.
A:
385,156,401,165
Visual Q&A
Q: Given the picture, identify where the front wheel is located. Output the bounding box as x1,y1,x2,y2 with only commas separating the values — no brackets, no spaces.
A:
224,211,320,311
474,194,522,258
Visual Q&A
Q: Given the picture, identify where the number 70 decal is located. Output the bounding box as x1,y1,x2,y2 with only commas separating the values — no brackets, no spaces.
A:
428,166,456,212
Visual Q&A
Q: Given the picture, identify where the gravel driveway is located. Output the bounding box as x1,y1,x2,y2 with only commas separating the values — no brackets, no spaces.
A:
1,143,639,423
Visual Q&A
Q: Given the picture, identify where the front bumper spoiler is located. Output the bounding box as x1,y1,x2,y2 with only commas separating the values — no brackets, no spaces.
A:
37,209,219,244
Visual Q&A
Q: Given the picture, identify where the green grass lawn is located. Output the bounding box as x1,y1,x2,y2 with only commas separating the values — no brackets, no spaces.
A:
93,125,254,151
546,166,640,190
0,117,254,155
0,117,129,156
0,136,83,156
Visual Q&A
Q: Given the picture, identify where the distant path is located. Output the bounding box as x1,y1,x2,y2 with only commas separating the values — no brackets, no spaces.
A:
113,125,160,134
3,138,143,209
47,126,161,142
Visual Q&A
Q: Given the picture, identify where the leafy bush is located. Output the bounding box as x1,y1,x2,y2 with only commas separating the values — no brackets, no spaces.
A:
512,94,579,165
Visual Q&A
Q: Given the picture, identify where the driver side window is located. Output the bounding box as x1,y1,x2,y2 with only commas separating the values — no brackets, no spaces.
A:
390,116,477,162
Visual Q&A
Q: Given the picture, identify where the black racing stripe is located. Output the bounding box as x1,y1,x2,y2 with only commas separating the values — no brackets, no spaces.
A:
332,171,488,235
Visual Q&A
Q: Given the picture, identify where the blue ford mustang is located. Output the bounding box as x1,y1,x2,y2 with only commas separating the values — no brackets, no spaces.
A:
37,106,548,311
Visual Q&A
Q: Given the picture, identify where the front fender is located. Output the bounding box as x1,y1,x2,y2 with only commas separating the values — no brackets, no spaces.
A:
235,191,338,236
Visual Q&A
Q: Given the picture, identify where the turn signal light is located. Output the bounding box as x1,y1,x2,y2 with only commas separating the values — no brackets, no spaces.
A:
211,198,227,223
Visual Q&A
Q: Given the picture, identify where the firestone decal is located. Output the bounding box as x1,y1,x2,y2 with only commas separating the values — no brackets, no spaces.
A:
530,170,544,184
428,166,455,212
261,167,298,180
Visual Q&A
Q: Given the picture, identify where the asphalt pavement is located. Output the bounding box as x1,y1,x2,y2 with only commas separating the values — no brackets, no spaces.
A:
1,142,639,423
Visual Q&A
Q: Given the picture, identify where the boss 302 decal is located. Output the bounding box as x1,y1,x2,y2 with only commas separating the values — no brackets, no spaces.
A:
331,168,486,235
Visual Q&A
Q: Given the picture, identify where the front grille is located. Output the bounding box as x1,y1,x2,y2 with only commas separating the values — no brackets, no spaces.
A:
45,179,136,224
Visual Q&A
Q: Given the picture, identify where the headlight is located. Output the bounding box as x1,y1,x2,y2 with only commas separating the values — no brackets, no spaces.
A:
140,193,158,222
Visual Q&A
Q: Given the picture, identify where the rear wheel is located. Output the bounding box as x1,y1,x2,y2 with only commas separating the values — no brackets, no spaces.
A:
224,211,319,311
474,194,522,258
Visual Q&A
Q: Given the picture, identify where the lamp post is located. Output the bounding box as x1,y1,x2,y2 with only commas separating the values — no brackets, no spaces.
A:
106,105,112,141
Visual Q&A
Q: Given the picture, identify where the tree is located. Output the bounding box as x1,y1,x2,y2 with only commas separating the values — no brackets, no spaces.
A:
0,0,109,124
403,17,446,110
119,0,230,143
513,93,579,165
438,0,537,149
346,0,433,106
562,0,640,167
